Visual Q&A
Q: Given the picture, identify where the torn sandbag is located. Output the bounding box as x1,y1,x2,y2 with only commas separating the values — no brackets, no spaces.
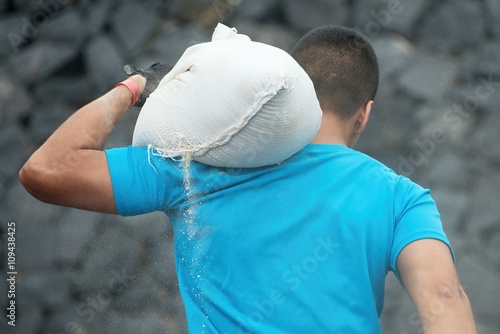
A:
132,23,322,168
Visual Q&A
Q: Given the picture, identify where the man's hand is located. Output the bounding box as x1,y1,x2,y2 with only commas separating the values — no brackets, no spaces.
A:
398,239,477,334
124,62,172,107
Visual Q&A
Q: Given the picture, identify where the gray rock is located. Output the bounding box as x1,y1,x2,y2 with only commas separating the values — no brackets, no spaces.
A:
13,0,33,10
371,34,413,81
102,214,178,289
465,77,500,118
70,296,122,332
470,112,500,165
54,209,101,265
147,0,175,16
114,211,171,244
0,277,8,329
466,173,500,236
282,0,348,32
415,0,484,55
477,323,500,334
169,0,214,14
456,255,500,324
485,0,500,38
74,226,143,293
431,187,468,232
232,0,280,20
151,23,211,65
103,101,139,149
383,0,432,38
425,151,470,190
104,311,170,334
113,272,171,313
0,14,27,56
357,85,420,167
0,183,7,205
33,76,93,106
354,0,433,39
8,40,79,84
1,182,64,270
231,19,301,53
398,52,458,101
102,216,184,327
0,67,32,122
144,226,178,289
429,187,469,258
28,101,73,145
43,310,91,334
18,270,73,311
38,9,85,43
448,82,489,124
164,293,189,333
352,0,388,38
28,0,71,19
413,100,448,128
485,232,500,271
84,34,125,95
9,292,44,334
0,123,27,181
414,98,475,153
0,317,10,332
380,273,420,334
83,0,114,36
462,42,500,82
44,302,124,334
111,1,159,53
168,0,219,24
0,0,7,12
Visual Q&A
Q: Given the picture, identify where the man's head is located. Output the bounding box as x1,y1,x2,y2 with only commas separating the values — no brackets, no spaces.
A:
292,26,379,120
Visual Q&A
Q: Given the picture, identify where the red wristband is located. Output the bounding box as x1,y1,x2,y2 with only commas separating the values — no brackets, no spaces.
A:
116,78,140,107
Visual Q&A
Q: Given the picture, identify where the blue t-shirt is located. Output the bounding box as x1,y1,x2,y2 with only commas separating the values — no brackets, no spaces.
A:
105,144,452,334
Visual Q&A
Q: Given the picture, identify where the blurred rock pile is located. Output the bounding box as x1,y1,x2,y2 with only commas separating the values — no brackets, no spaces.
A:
0,0,499,333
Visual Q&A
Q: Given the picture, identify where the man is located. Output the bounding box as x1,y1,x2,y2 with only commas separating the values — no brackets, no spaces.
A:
19,25,476,333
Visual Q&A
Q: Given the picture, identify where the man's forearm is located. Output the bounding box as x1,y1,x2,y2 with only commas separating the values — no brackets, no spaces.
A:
23,75,145,170
417,285,477,334
41,75,144,153
398,240,477,334
19,75,146,212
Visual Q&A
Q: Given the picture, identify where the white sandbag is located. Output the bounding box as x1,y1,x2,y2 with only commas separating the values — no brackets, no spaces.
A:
132,23,322,168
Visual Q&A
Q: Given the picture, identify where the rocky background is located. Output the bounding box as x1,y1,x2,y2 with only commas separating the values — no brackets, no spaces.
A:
0,0,499,333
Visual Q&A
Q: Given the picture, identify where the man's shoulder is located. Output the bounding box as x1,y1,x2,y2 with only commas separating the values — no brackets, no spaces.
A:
299,144,397,175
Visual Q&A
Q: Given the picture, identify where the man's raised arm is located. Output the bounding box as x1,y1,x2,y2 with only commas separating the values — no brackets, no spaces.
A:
397,239,477,334
19,75,146,214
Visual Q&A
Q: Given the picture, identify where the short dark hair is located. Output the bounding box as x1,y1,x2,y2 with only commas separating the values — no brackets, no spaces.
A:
292,26,379,119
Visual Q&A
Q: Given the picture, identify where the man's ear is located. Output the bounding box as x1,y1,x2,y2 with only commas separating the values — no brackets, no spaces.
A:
353,100,373,135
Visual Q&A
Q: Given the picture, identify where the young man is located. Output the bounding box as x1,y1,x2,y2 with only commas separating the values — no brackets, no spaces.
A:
19,26,476,333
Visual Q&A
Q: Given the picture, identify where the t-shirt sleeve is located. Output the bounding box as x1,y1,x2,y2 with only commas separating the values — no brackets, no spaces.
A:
389,177,455,281
105,146,185,216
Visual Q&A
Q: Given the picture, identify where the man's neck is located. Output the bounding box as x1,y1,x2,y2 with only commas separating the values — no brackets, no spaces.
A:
309,112,354,147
